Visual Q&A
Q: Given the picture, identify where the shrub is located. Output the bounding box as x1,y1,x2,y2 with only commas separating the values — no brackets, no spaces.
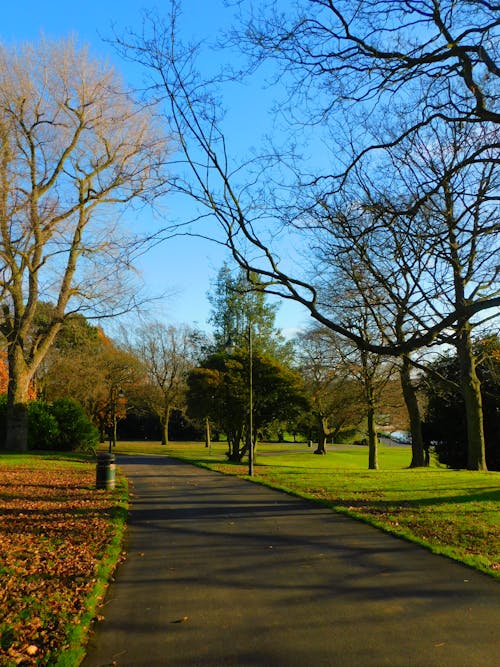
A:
28,401,60,450
50,398,99,451
0,395,98,451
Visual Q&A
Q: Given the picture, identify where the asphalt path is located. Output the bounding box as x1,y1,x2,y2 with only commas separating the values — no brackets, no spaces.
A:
82,455,499,667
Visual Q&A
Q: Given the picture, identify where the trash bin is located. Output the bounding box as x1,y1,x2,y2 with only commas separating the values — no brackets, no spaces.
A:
96,452,116,490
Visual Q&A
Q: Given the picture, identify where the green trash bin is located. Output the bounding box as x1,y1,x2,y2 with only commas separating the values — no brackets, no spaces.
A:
96,452,116,490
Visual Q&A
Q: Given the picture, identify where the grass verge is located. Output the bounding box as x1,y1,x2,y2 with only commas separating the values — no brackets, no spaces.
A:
0,451,128,666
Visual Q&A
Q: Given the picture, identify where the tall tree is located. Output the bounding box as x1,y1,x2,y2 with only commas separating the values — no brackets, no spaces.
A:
340,120,500,470
306,199,431,466
296,327,364,454
402,122,498,471
0,38,168,450
234,0,500,177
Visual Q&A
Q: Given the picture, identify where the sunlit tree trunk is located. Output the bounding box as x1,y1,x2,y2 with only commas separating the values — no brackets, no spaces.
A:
227,426,244,462
400,356,426,467
314,415,327,454
456,323,487,471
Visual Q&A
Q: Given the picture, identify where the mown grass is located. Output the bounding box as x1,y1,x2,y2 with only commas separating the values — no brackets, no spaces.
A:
115,440,500,580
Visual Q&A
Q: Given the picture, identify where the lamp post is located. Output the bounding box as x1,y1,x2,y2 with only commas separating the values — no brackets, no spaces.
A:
248,323,253,477
225,322,254,477
109,388,125,453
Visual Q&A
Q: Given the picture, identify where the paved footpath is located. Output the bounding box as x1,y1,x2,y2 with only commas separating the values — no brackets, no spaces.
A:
82,456,499,667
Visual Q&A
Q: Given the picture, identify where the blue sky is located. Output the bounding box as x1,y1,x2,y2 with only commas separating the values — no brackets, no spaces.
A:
1,1,308,338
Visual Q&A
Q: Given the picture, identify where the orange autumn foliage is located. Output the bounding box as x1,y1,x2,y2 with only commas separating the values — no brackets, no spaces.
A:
0,351,37,399
0,351,8,394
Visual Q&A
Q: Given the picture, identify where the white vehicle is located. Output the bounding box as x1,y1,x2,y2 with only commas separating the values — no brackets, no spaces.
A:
390,430,412,444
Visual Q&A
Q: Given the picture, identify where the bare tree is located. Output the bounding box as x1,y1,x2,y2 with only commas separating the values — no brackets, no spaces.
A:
325,279,399,470
234,0,500,181
114,4,499,469
305,120,499,471
365,120,499,470
0,38,169,450
296,327,364,455
114,6,499,356
129,321,197,445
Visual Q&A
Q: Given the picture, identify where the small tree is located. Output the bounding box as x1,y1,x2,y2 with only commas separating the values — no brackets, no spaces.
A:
296,327,364,454
129,322,197,445
186,351,308,462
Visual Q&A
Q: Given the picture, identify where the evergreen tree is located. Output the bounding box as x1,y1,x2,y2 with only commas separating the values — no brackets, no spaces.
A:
208,263,293,362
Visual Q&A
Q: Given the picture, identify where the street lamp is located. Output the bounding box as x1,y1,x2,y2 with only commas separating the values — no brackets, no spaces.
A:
225,335,236,356
225,325,254,477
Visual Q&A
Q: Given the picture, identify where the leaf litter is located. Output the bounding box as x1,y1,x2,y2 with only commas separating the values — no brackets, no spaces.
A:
0,463,118,666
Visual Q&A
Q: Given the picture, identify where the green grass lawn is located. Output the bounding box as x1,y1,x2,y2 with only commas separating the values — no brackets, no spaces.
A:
112,440,500,579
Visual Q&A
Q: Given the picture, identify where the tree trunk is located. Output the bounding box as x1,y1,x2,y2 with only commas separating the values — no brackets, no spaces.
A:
161,404,171,446
400,356,426,467
228,441,243,461
456,325,487,471
227,428,244,461
205,417,211,448
367,404,378,470
314,415,327,454
5,344,31,451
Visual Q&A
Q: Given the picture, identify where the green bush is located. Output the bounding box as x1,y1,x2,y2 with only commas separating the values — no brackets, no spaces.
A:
50,398,99,451
0,395,98,451
28,401,60,450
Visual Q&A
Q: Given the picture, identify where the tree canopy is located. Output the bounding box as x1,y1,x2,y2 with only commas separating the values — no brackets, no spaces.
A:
186,351,308,462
